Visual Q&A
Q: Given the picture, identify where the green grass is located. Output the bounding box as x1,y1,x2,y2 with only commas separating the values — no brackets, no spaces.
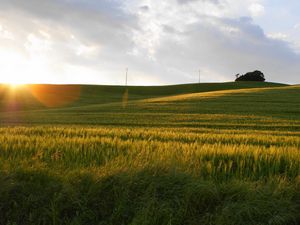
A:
0,82,299,225
0,81,286,111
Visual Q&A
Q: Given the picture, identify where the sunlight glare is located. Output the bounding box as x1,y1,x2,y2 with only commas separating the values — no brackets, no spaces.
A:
7,83,25,90
0,48,50,85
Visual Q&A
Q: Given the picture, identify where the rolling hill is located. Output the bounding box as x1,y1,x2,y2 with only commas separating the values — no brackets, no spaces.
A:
0,82,298,128
0,81,299,225
0,81,287,112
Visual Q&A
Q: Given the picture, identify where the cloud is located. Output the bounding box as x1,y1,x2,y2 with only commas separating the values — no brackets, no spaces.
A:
0,0,299,85
139,5,150,12
267,33,288,41
152,16,300,83
177,0,219,4
249,3,265,17
0,0,142,84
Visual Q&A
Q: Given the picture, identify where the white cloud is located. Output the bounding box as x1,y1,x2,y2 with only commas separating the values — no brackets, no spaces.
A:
0,24,14,40
249,3,265,17
267,32,288,41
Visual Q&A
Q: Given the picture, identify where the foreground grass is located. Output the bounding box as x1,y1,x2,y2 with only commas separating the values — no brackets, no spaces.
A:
0,126,299,225
0,82,299,225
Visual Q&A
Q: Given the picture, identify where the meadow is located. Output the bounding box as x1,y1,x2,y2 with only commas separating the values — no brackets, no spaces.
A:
0,82,299,225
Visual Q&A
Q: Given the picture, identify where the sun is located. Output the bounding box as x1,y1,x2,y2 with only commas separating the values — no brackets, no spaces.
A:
7,83,25,90
4,82,26,93
0,50,42,86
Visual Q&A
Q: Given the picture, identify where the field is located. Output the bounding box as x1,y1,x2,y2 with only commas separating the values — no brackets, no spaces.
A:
0,82,299,225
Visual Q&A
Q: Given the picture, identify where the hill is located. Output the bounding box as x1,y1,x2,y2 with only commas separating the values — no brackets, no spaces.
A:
1,83,298,128
0,81,286,112
0,82,299,225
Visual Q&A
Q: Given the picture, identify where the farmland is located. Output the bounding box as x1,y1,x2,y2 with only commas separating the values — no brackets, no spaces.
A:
0,82,299,225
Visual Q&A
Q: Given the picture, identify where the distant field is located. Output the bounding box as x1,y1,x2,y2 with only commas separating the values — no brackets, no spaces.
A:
0,82,299,225
0,81,286,111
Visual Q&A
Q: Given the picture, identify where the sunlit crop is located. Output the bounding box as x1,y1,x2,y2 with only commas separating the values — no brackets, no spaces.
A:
0,82,299,225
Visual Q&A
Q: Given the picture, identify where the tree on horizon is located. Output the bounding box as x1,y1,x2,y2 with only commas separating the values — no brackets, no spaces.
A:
235,70,265,82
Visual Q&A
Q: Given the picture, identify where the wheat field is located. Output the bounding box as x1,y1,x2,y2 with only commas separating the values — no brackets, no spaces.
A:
0,82,299,225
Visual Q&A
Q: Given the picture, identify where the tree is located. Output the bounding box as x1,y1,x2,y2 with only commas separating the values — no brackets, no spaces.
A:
235,70,265,82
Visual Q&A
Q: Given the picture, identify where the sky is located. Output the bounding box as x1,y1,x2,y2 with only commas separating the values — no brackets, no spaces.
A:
0,0,299,85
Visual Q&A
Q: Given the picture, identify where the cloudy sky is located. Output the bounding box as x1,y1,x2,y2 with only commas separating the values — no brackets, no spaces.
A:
0,0,299,85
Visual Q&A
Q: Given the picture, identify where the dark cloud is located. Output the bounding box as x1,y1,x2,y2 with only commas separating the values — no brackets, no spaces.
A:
162,25,179,34
154,16,300,83
0,0,138,45
0,0,139,64
177,0,219,5
139,5,150,12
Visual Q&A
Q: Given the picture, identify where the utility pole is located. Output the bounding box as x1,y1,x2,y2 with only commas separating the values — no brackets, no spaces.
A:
125,68,128,86
198,70,201,83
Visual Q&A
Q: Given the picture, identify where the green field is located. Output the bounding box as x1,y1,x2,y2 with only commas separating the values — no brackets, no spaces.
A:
0,82,299,225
